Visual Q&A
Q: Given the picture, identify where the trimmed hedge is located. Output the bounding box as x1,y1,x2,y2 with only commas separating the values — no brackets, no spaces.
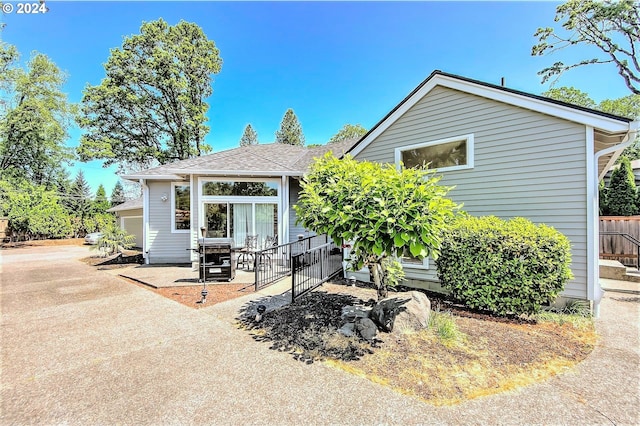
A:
436,216,573,316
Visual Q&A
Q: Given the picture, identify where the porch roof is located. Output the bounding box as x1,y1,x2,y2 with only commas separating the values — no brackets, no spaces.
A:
121,138,359,181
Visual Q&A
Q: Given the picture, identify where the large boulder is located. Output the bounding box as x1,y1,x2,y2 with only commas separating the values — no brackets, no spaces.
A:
391,291,431,334
370,291,431,334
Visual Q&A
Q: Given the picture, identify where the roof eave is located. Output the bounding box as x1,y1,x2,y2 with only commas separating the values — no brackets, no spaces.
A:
348,71,635,158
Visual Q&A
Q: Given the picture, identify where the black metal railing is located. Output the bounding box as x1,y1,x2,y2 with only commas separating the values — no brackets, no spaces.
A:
600,231,640,269
254,234,335,291
291,239,343,301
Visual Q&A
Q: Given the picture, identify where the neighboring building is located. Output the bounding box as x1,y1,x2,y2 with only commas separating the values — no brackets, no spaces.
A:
117,70,638,312
107,197,143,248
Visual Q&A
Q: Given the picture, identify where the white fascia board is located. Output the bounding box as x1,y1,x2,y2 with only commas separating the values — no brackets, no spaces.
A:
121,174,185,181
168,169,303,177
349,74,633,158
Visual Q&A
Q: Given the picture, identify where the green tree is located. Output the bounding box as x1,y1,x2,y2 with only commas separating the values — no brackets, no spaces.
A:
607,156,638,216
599,179,610,215
0,48,75,187
532,0,640,94
93,184,111,214
78,18,223,169
294,153,460,299
328,123,368,143
275,108,305,146
0,179,72,240
110,181,126,207
68,170,93,235
239,124,258,147
544,87,640,160
542,87,596,108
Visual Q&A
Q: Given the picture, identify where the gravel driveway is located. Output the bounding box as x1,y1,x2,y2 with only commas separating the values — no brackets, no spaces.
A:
1,245,638,425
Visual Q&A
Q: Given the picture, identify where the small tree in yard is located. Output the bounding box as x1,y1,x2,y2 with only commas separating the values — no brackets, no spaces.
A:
93,222,135,257
294,153,460,299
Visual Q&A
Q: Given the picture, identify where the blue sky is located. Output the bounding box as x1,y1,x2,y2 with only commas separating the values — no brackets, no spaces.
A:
1,1,633,195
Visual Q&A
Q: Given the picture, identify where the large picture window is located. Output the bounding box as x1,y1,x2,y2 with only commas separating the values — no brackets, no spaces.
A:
396,134,474,172
172,183,190,232
200,178,280,248
203,181,278,196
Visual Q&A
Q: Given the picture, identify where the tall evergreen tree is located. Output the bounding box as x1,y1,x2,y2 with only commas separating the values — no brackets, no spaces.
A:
93,184,111,214
110,181,126,207
239,124,258,147
69,170,93,223
607,156,638,216
275,108,305,146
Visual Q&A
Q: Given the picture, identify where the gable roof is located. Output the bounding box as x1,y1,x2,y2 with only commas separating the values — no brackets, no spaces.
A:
107,197,143,212
121,138,359,181
347,70,638,161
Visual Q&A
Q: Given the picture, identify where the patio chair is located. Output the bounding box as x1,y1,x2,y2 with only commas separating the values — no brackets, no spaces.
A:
236,234,259,270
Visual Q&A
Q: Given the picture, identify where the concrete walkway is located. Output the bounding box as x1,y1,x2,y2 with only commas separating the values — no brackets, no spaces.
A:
1,245,639,425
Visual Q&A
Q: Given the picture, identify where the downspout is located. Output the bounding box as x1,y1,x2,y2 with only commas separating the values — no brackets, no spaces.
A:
141,179,150,265
591,121,639,317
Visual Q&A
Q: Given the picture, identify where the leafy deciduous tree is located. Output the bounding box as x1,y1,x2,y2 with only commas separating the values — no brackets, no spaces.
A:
328,123,367,143
275,108,305,146
532,0,640,94
239,124,258,146
0,47,75,187
294,153,460,299
78,18,223,169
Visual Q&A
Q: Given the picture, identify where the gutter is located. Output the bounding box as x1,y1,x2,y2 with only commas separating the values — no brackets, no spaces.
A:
140,179,150,265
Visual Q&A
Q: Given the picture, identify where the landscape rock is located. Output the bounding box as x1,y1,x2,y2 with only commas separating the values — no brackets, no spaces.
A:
341,305,371,321
389,291,431,334
355,317,377,341
369,291,431,334
338,322,356,337
369,297,410,332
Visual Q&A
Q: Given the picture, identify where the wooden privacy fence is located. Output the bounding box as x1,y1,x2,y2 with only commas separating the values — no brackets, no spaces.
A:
599,216,640,267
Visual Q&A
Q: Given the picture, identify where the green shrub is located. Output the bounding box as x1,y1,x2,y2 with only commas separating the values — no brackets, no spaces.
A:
93,222,135,257
436,216,573,316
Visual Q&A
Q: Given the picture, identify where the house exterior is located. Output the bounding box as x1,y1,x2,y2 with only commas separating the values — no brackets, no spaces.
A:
119,70,638,313
346,71,638,312
120,139,357,264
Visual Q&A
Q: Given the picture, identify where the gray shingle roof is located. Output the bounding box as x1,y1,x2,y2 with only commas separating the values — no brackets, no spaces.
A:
107,197,143,212
122,138,360,179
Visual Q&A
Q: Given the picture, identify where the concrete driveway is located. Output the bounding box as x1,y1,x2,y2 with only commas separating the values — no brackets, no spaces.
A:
1,245,639,425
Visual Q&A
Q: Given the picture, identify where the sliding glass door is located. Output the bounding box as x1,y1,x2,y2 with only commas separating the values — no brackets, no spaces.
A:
204,202,278,248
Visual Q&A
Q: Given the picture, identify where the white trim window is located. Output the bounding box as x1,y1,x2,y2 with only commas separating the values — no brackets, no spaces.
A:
400,249,430,270
395,134,474,172
199,177,281,248
171,182,191,233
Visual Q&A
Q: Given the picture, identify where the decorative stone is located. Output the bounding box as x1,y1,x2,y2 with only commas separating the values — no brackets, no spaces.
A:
369,291,431,334
355,317,377,341
341,305,371,322
338,322,356,337
369,297,410,332
389,291,431,334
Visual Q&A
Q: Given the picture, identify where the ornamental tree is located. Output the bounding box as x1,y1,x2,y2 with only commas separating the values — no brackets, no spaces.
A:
294,153,460,299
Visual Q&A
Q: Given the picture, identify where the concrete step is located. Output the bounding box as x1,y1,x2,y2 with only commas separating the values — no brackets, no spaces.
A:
599,259,628,281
